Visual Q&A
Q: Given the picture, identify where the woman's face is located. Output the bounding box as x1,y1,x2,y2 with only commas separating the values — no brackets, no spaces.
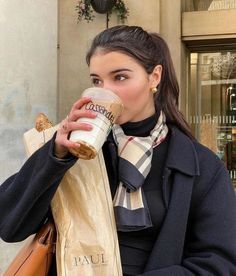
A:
89,50,162,124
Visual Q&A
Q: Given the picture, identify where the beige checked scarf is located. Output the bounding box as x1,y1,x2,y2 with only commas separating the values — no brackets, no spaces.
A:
112,111,168,232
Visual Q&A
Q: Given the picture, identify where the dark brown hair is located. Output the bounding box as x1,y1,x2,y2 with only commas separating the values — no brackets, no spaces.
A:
86,25,193,138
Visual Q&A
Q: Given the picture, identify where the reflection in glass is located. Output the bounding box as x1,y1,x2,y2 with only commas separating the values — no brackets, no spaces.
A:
185,0,236,12
189,51,236,188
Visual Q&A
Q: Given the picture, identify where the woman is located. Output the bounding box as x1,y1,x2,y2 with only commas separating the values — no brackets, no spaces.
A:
0,25,236,275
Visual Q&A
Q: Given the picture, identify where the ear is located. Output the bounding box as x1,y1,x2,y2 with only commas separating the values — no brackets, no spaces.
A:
149,65,162,88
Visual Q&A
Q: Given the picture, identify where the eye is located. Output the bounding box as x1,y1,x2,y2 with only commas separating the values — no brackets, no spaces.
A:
114,74,127,81
91,78,102,86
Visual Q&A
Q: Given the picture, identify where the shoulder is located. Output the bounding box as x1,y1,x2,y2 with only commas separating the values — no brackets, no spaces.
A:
168,126,231,200
188,135,233,209
194,139,231,185
169,125,226,174
167,126,226,178
192,139,225,174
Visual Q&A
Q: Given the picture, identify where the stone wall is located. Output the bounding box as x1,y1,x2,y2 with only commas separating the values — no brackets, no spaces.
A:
0,0,57,272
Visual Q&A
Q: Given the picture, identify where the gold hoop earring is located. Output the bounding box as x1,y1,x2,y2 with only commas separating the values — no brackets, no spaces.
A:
151,87,158,94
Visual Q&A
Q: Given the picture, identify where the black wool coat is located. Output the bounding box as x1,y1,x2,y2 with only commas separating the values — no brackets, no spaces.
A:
0,126,236,275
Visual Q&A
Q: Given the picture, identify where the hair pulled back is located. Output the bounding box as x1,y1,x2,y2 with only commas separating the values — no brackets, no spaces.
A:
86,25,193,138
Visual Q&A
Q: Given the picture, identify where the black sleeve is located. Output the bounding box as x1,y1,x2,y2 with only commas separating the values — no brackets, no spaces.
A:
0,135,77,242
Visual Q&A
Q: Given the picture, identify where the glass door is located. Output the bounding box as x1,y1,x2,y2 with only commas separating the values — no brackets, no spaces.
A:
188,51,236,188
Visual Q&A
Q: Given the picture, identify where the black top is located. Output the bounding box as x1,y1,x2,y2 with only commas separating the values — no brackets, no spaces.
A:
117,115,170,275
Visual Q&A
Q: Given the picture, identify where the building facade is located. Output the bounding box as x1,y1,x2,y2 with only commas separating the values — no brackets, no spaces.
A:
1,0,236,271
182,0,236,189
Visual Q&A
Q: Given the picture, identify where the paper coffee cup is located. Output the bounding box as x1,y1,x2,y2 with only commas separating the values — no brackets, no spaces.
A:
69,87,123,159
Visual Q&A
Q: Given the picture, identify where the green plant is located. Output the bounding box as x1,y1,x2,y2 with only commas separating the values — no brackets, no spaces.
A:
76,0,129,23
109,0,129,22
76,0,95,23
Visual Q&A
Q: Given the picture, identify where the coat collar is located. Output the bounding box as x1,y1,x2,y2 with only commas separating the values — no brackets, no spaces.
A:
165,126,200,176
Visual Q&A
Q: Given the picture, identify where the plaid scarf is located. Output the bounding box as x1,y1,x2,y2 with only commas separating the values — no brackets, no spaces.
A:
112,111,168,232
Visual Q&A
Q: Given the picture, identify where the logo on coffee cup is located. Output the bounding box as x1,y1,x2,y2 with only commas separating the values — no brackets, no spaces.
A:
85,102,115,124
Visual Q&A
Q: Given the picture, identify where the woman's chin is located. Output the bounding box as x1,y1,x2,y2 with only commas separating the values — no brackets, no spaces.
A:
115,116,127,125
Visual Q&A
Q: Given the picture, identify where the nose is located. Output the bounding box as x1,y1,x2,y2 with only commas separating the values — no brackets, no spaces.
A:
102,81,117,94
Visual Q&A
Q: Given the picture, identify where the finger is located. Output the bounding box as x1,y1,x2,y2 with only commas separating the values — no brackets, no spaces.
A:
59,118,69,134
70,97,92,114
63,140,81,150
69,109,97,122
55,130,79,147
69,121,93,132
60,121,93,134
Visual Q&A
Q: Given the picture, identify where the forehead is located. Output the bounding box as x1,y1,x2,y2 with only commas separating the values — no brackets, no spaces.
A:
89,50,141,71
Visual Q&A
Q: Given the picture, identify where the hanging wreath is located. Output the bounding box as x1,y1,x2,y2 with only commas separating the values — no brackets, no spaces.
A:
76,0,129,23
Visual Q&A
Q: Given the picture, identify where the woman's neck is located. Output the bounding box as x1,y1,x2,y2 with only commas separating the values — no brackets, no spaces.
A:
120,114,158,137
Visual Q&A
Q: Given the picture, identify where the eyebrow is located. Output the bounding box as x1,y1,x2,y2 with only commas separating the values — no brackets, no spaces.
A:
90,68,132,77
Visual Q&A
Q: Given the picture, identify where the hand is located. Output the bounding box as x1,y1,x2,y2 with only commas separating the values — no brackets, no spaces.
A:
54,97,97,158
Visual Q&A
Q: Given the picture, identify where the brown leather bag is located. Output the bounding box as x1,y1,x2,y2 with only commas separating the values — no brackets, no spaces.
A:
4,220,56,276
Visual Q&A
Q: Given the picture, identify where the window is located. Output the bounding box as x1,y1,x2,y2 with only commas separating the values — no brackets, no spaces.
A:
189,51,236,188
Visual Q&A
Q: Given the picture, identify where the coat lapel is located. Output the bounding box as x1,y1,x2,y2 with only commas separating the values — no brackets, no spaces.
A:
161,127,200,208
145,173,195,270
145,127,200,270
